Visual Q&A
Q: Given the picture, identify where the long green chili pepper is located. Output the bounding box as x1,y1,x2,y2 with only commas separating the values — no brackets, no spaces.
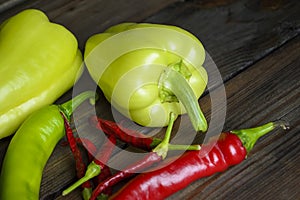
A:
0,91,95,200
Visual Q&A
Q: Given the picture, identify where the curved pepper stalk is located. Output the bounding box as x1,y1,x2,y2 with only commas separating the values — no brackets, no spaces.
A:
231,120,289,153
59,91,97,121
159,64,207,132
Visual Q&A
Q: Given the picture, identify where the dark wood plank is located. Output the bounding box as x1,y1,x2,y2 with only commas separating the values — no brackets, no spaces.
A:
145,0,300,87
46,35,300,200
0,0,299,199
166,36,300,200
0,1,180,196
0,0,180,49
0,0,25,13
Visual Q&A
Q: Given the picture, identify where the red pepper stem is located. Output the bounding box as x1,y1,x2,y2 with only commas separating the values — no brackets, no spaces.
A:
230,120,289,153
62,161,101,196
159,67,207,132
153,112,175,159
59,91,96,121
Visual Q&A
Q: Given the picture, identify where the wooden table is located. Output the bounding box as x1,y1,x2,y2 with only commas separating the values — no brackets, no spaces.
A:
0,0,299,199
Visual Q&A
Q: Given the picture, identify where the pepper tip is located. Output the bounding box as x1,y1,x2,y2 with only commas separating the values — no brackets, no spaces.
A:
274,120,290,130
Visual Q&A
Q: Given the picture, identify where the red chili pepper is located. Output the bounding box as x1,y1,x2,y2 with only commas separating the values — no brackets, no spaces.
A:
90,115,201,153
73,137,114,196
94,165,113,197
90,152,162,200
79,136,116,199
62,113,92,194
61,137,97,156
89,113,201,199
109,121,287,200
62,135,117,198
90,116,199,151
93,135,116,197
74,137,98,162
90,116,159,150
62,137,98,159
63,112,196,198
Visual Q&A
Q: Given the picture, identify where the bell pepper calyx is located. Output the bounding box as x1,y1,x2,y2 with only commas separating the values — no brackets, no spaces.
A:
159,60,191,103
159,88,179,103
231,120,289,153
170,60,192,79
62,161,101,196
158,63,207,132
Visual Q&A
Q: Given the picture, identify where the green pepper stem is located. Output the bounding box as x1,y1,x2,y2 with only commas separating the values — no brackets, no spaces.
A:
159,67,207,132
168,144,201,151
231,120,289,153
150,138,200,150
82,187,92,200
96,193,109,200
62,161,101,196
153,112,176,159
59,91,96,120
150,138,162,147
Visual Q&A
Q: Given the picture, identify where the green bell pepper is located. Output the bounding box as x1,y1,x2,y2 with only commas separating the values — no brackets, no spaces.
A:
84,23,208,132
0,9,83,139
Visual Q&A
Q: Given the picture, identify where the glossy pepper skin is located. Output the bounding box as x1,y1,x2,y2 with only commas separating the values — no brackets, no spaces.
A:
84,23,208,131
0,91,95,200
0,9,83,139
110,122,284,200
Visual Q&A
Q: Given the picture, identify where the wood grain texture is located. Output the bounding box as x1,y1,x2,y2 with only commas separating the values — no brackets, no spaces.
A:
0,0,299,199
145,0,300,87
0,0,25,13
166,35,300,200
0,0,180,49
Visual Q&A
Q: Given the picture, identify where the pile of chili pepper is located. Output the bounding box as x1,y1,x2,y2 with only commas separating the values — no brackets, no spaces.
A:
62,114,288,200
0,9,289,200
